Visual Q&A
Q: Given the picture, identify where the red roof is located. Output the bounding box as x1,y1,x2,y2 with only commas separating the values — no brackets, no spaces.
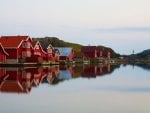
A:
97,46,104,51
0,81,23,93
31,41,37,48
0,36,30,48
81,46,97,52
32,41,47,55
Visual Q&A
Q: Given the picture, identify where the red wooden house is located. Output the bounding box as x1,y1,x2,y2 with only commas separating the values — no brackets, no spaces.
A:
81,46,97,58
102,49,111,59
0,43,9,63
55,47,74,61
54,49,60,61
0,36,33,63
47,44,55,61
81,46,111,59
41,43,55,61
97,46,103,58
26,41,47,63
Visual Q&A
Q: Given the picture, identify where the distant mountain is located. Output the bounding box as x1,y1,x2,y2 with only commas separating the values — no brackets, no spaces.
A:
136,49,150,58
33,37,120,58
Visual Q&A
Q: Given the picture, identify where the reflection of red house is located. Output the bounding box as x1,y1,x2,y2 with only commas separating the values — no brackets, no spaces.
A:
0,81,23,93
96,66,103,75
0,68,32,93
0,43,9,63
46,67,58,84
102,65,110,74
0,68,24,93
0,36,33,63
22,70,32,92
67,67,74,76
26,68,43,87
40,66,60,84
41,67,54,84
82,66,96,78
59,66,73,75
82,65,111,78
0,68,7,85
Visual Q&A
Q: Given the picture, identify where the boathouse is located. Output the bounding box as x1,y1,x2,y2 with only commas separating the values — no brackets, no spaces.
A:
54,47,74,61
102,49,111,59
40,43,55,61
81,46,111,59
0,36,33,63
81,46,97,58
26,41,47,63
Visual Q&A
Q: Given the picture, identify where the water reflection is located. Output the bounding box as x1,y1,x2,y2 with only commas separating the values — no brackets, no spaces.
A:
0,64,120,94
135,64,150,71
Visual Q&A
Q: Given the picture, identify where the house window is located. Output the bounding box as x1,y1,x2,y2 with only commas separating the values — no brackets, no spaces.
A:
22,51,31,58
100,51,102,57
47,48,52,53
22,42,27,48
26,51,31,57
22,51,27,59
34,52,41,56
26,42,31,48
22,42,31,48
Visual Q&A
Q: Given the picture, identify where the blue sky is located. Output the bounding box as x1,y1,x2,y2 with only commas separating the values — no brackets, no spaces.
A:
0,0,150,54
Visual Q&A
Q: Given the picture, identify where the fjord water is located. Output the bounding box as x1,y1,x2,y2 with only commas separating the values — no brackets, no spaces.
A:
0,64,150,113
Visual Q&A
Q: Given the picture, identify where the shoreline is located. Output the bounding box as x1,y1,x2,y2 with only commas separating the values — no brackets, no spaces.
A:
0,59,149,67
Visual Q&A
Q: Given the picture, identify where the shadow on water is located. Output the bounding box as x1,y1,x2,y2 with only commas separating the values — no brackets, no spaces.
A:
0,64,120,94
121,63,150,71
135,64,150,71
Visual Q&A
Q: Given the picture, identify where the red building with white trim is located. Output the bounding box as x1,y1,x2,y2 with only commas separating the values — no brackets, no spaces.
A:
0,36,33,63
55,47,74,61
26,41,47,63
40,42,55,61
46,44,55,61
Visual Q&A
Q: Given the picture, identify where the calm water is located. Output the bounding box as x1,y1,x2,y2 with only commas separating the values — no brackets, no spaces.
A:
0,64,150,113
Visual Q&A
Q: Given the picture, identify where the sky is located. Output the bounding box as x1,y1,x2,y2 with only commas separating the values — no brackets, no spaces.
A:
0,0,150,54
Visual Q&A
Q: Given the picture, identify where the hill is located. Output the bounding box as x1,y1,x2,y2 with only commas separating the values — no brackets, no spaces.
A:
33,37,120,58
33,37,81,53
136,49,150,58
